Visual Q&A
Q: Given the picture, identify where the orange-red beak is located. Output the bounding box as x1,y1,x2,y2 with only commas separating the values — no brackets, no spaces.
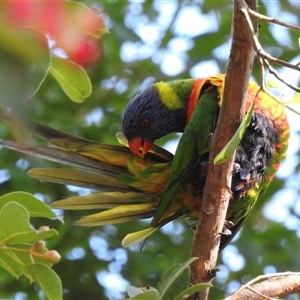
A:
128,137,153,157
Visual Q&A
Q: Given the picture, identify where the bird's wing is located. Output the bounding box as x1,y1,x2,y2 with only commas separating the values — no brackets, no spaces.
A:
151,85,220,226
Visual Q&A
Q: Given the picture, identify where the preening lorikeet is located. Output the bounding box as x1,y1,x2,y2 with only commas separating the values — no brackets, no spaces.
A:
0,74,289,251
123,74,289,247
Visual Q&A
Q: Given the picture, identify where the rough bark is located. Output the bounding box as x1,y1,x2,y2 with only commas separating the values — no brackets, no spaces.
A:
225,272,300,300
188,1,258,299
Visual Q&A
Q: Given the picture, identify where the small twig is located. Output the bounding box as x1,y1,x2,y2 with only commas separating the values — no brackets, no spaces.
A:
258,56,266,88
240,5,300,93
258,50,300,72
241,5,300,106
264,59,300,92
248,8,300,32
241,5,300,71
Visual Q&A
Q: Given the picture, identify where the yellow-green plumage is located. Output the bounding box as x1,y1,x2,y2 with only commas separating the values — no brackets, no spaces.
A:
0,116,197,245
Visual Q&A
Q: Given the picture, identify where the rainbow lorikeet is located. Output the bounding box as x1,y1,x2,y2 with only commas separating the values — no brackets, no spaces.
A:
0,75,289,251
122,74,289,247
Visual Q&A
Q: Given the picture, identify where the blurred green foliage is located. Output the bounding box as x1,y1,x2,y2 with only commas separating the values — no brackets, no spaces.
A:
0,1,300,299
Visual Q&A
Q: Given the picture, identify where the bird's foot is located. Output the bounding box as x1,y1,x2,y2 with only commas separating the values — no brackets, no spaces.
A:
199,161,209,172
219,220,234,236
232,163,240,173
208,267,220,279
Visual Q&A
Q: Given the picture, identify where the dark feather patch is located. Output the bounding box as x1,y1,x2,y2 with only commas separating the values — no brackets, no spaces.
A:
233,112,278,198
122,86,186,141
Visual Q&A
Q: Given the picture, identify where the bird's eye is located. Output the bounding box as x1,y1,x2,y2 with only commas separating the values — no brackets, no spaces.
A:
141,119,150,128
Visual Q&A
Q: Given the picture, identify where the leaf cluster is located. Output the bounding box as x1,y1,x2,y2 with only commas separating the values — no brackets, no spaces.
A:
0,192,61,299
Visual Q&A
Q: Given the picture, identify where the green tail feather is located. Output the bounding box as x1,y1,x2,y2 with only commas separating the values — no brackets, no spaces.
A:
51,192,157,210
74,204,156,226
28,168,134,192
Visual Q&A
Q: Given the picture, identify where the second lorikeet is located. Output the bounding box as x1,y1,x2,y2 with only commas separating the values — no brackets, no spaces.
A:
0,74,289,251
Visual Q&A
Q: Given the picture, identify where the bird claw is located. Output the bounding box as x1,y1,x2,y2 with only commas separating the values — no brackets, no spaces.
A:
199,161,209,168
224,220,234,228
208,267,220,279
232,163,240,173
208,133,214,146
219,220,234,236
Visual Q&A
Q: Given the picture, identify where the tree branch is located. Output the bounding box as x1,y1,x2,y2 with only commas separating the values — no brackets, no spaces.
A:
225,272,300,300
188,1,257,299
240,4,300,92
247,8,300,31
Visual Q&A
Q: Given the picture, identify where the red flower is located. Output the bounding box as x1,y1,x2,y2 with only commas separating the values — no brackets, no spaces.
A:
3,0,105,67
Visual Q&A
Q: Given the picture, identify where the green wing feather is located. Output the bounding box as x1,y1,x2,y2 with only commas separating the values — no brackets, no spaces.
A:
75,204,156,226
0,115,176,244
151,87,220,226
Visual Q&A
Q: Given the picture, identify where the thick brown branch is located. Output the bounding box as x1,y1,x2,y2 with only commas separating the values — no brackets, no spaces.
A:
188,1,257,299
225,272,300,300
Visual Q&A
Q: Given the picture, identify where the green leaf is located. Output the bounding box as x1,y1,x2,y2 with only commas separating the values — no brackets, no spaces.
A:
50,56,92,103
174,282,213,300
266,78,280,90
158,257,198,298
127,286,145,298
214,100,255,164
0,243,53,282
0,26,51,115
127,286,160,300
0,202,58,244
291,92,300,105
0,249,23,278
27,263,62,300
0,191,57,219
